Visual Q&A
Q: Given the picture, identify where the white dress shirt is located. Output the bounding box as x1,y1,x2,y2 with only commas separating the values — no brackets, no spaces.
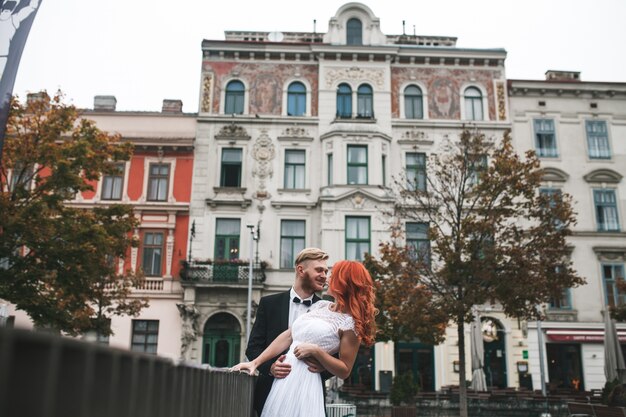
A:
288,287,314,327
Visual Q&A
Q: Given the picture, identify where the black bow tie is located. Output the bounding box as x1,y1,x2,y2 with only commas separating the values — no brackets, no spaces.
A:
293,296,312,307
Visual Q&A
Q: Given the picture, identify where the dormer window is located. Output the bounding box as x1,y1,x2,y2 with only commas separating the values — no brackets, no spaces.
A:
347,18,362,45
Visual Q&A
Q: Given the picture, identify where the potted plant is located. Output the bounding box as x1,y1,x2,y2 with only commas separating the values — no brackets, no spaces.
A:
390,372,419,417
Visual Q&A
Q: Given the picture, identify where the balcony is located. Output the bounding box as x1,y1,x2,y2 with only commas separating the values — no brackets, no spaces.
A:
180,260,266,286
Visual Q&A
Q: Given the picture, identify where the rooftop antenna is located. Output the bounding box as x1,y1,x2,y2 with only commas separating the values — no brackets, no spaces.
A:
402,20,406,35
313,19,317,34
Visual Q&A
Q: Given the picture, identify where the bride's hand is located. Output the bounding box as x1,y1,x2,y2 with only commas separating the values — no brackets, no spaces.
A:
293,343,320,360
231,361,258,375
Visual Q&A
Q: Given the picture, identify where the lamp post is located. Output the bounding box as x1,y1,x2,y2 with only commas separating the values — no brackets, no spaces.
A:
246,224,255,343
536,305,547,397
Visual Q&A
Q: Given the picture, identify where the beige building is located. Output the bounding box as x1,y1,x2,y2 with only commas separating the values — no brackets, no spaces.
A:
509,72,626,391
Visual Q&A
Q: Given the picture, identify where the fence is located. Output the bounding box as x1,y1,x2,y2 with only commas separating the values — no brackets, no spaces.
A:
326,403,357,417
0,327,256,417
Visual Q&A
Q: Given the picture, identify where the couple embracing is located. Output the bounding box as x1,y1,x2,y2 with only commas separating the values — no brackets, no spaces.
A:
233,248,377,417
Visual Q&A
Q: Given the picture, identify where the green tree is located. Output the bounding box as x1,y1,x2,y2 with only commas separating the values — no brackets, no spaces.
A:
376,129,583,417
0,92,147,336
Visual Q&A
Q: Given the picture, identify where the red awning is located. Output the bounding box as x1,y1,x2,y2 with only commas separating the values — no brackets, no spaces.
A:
546,329,626,343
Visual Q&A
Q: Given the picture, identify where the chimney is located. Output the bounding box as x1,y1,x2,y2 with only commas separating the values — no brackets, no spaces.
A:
545,70,581,82
162,99,183,113
94,95,117,111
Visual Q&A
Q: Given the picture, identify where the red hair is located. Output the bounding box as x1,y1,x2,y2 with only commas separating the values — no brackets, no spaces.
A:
329,260,377,346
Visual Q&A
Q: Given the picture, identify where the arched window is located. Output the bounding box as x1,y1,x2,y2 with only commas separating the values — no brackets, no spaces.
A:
357,84,373,118
347,18,362,45
464,87,483,121
287,81,306,116
336,83,352,118
404,85,423,119
224,80,245,115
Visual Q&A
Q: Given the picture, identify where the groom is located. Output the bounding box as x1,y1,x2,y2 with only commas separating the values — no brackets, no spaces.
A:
246,247,330,417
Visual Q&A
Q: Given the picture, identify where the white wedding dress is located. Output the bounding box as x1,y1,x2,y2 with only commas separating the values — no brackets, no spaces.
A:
261,300,355,417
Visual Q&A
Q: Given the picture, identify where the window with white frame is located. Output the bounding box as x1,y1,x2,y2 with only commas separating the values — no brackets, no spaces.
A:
594,189,620,232
284,150,305,189
603,263,626,308
147,163,170,201
287,82,306,116
224,80,245,115
357,84,373,118
220,148,242,187
464,87,483,121
404,85,424,119
533,119,558,158
406,152,426,191
101,163,125,200
280,220,305,269
346,217,370,261
327,153,333,186
347,145,367,185
142,232,163,276
406,222,430,264
586,120,611,159
131,320,159,354
336,83,352,118
346,18,362,45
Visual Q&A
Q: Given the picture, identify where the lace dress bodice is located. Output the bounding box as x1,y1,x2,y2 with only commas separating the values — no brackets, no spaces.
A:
291,300,355,354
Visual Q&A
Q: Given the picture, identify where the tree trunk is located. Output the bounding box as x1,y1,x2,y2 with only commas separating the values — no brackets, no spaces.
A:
458,316,468,417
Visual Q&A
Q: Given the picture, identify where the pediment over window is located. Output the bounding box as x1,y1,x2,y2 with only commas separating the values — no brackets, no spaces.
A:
541,167,569,183
583,169,623,184
593,246,626,262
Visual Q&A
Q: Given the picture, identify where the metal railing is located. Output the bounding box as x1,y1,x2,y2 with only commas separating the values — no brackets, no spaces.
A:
180,261,265,284
0,327,256,417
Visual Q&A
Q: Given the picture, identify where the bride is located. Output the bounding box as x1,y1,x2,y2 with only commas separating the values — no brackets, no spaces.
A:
232,260,377,417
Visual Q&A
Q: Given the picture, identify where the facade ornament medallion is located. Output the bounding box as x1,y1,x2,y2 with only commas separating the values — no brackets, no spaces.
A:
282,126,309,137
325,67,385,88
251,129,276,200
351,193,365,209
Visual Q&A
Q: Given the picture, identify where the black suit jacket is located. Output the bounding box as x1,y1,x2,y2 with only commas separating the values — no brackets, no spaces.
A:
245,290,322,416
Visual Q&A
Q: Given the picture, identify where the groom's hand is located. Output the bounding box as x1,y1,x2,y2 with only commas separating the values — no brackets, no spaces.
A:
303,357,326,373
270,354,291,379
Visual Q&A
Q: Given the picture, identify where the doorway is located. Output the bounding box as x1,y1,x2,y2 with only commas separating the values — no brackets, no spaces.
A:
202,313,241,367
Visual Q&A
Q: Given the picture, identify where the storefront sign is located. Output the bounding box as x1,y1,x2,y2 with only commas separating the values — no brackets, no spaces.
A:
546,329,626,343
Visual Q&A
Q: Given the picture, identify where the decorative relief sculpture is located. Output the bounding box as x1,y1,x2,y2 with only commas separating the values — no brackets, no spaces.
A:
325,67,384,88
496,82,506,120
201,73,214,113
400,130,428,141
282,126,309,137
251,129,276,200
177,303,201,361
217,124,249,138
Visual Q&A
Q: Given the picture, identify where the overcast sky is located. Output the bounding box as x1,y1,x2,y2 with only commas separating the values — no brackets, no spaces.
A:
13,0,626,112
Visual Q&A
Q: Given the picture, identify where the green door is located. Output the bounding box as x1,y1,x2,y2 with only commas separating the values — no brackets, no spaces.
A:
202,313,241,367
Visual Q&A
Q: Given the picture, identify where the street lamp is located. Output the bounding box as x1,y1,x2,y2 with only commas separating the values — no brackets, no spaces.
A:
246,224,256,343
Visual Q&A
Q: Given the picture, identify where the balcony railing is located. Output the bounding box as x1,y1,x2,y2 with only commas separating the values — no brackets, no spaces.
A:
180,261,266,284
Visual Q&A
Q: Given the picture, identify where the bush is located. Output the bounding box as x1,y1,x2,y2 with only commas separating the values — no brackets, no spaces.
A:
390,372,420,406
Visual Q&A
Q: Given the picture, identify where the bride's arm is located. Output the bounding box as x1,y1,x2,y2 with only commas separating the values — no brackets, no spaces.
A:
292,330,359,379
233,329,293,374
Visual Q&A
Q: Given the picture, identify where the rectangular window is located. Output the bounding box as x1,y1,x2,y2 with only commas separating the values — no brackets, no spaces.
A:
406,153,426,191
468,154,488,187
594,189,620,232
9,163,33,192
603,264,626,308
147,163,170,201
280,220,305,269
534,119,558,158
215,218,240,260
142,232,163,276
284,150,306,189
347,145,368,185
540,187,564,229
406,222,430,264
101,163,124,200
220,149,242,187
346,217,370,261
549,289,571,309
586,120,610,159
131,320,159,354
327,153,333,186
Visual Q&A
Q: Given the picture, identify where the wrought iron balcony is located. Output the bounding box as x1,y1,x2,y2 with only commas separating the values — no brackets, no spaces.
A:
180,260,266,285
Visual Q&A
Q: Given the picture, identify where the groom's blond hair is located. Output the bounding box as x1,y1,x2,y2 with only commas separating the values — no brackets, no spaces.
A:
294,248,328,267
